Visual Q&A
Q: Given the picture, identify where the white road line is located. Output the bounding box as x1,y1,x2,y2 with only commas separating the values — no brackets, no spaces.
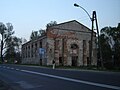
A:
16,69,20,71
1,66,20,71
3,66,6,68
11,68,14,69
21,69,120,90
7,67,10,69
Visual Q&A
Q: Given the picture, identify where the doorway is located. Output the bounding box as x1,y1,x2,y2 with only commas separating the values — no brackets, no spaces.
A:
40,59,42,65
72,56,78,66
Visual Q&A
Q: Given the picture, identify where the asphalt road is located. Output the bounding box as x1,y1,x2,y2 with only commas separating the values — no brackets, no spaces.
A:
0,64,120,90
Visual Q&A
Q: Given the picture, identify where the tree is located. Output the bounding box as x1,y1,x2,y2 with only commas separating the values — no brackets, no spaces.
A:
30,29,46,40
30,21,57,41
46,21,57,28
21,38,27,44
30,31,39,40
5,36,22,63
0,22,14,63
30,30,40,40
100,23,120,68
39,29,46,36
114,23,120,67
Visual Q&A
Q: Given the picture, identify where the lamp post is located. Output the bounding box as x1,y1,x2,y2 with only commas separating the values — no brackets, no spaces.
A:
74,3,103,67
74,3,92,21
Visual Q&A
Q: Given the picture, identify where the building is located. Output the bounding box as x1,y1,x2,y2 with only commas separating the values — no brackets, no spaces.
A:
22,20,97,66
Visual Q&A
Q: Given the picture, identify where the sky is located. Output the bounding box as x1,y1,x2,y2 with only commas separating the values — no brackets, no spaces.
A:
0,0,120,41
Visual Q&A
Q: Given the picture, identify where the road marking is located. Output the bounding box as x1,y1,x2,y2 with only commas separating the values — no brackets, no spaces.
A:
3,66,6,68
11,68,14,70
21,69,120,90
16,69,20,71
7,67,10,69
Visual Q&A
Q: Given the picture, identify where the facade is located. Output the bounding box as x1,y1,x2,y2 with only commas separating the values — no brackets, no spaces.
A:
22,20,97,66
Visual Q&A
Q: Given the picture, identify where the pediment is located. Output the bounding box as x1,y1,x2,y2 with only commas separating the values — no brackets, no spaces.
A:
51,20,91,32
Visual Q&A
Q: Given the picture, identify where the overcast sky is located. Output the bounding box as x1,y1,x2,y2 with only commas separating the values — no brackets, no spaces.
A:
0,0,120,40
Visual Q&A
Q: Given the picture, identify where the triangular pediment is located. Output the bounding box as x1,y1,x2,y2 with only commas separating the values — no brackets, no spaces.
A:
51,20,91,32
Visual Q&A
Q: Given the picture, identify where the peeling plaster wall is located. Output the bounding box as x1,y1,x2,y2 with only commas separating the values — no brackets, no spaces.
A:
46,20,97,66
22,36,47,65
22,20,97,66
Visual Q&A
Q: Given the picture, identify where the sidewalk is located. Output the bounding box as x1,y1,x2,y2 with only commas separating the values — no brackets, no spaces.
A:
0,80,13,90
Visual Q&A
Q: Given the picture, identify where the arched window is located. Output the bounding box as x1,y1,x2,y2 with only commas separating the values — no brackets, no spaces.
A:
71,44,78,49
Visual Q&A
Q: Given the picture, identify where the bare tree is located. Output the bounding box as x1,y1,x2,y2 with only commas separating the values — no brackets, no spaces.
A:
0,22,14,63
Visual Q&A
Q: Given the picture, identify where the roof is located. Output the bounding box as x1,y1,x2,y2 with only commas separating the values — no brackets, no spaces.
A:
22,20,94,46
49,20,91,31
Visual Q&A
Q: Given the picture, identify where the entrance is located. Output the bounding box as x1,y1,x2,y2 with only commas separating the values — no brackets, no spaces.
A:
72,56,78,66
40,59,42,65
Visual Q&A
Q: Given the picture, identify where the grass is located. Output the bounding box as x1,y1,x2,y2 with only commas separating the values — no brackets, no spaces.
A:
18,63,120,72
2,62,119,72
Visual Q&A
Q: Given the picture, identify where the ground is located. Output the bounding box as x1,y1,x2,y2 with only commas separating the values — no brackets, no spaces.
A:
0,80,13,90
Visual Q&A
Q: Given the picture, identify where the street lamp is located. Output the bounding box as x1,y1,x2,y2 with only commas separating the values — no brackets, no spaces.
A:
74,3,103,67
74,3,92,21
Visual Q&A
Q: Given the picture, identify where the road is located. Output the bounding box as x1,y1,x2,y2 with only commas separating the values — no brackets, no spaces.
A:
0,64,120,90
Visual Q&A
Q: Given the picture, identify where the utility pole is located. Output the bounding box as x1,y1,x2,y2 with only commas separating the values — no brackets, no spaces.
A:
89,11,94,66
94,11,103,68
74,3,103,67
89,11,103,67
62,38,64,66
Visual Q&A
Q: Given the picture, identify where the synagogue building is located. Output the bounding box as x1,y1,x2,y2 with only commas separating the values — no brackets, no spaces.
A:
22,20,97,66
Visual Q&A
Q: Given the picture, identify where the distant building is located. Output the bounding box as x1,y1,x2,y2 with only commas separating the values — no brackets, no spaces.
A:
22,20,97,66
